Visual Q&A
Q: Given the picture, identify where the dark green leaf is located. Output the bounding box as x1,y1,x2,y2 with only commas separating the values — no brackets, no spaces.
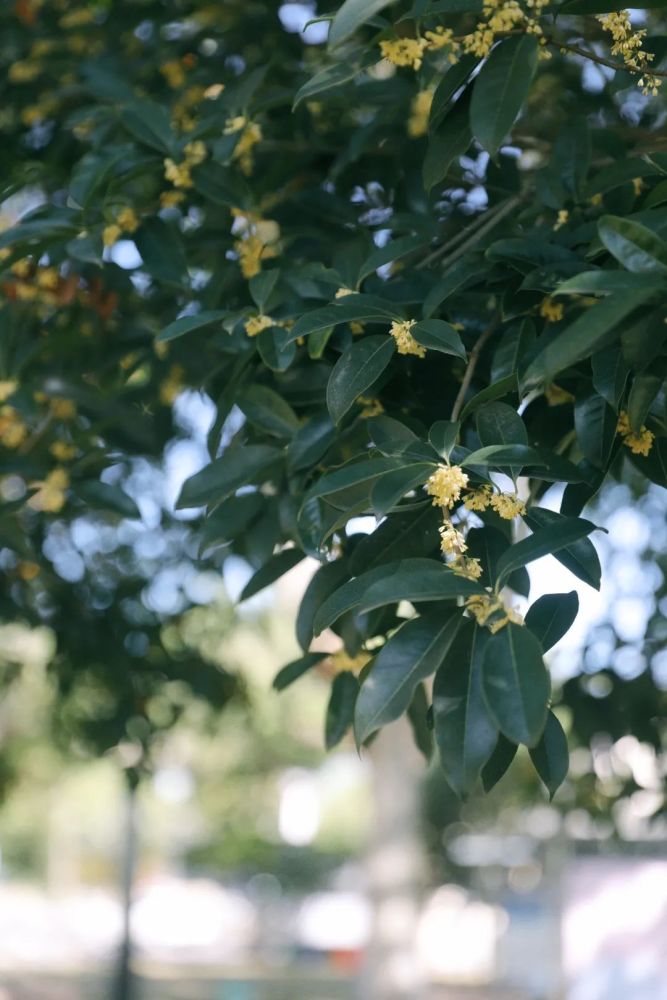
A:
411,320,467,358
329,0,399,47
481,734,518,792
496,516,599,587
158,310,229,343
529,711,569,799
356,558,484,613
325,672,359,749
240,548,305,601
470,35,538,157
355,610,461,744
524,507,602,590
524,591,579,653
135,218,188,286
429,420,460,461
296,559,351,651
598,215,667,273
458,373,518,420
434,623,498,796
424,94,472,191
482,623,550,747
327,335,395,423
627,370,663,433
273,652,328,691
177,445,282,508
290,295,398,341
574,393,617,469
592,346,629,408
238,384,300,438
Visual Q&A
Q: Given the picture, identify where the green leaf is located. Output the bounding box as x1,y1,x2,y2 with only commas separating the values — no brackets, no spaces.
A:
481,734,518,792
411,320,467,359
354,610,461,744
429,420,460,461
240,548,305,601
434,623,498,797
199,493,263,552
356,559,484,614
314,562,402,635
524,591,579,653
524,508,602,590
470,35,538,157
325,672,359,750
552,117,590,200
522,289,660,390
627,436,667,488
74,481,140,519
429,55,479,131
462,443,545,470
555,271,663,297
621,314,667,369
574,394,617,469
288,413,335,472
491,321,535,382
238,384,300,438
422,258,490,318
348,504,442,575
69,149,125,209
359,235,427,281
327,335,395,423
424,94,472,191
476,401,527,479
157,310,229,343
592,346,629,409
135,218,188,286
177,445,282,508
627,370,663,433
495,516,599,587
249,270,280,311
370,463,434,518
273,652,328,691
257,326,296,372
120,100,175,153
407,683,434,761
482,623,550,747
305,457,412,503
529,711,569,799
296,559,350,651
598,215,667,273
289,295,398,341
329,0,399,47
458,373,518,420
293,60,365,110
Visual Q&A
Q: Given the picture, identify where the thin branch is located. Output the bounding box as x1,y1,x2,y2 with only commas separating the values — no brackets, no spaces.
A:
450,317,499,422
425,195,523,275
545,35,667,80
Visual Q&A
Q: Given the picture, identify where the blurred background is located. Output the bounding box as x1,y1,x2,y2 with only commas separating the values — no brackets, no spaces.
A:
0,387,665,1000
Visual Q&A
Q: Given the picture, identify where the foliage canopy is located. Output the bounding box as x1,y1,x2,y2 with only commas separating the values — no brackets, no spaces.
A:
1,0,666,797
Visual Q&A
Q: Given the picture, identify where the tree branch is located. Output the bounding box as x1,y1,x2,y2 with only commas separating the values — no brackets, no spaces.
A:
450,317,499,422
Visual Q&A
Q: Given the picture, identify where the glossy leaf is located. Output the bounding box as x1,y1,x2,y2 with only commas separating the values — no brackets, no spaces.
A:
355,610,461,744
529,711,569,799
496,516,599,587
524,591,579,653
482,623,550,747
177,445,282,509
325,672,359,750
470,35,539,156
327,335,395,423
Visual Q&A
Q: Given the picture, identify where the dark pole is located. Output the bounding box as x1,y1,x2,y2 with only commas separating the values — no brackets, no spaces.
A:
110,771,139,1000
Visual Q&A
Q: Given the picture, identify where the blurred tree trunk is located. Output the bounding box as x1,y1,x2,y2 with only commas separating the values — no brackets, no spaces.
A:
359,718,428,1000
110,776,138,1000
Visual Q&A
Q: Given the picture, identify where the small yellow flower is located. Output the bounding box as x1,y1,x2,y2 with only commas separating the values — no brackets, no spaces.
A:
465,593,523,633
330,649,371,674
589,192,603,206
50,398,76,421
0,406,28,448
204,83,225,100
335,287,355,299
160,190,186,208
545,384,574,406
28,468,70,513
439,522,467,555
407,90,434,139
617,409,654,456
358,396,384,418
452,556,483,581
390,319,426,358
160,364,185,405
553,209,569,231
184,140,207,165
116,207,139,233
17,561,41,581
490,492,526,520
379,37,427,71
224,115,247,134
632,177,644,197
426,464,469,509
539,297,564,323
0,380,18,404
49,441,77,461
244,314,274,338
464,485,492,512
160,60,186,89
103,224,122,247
164,158,193,189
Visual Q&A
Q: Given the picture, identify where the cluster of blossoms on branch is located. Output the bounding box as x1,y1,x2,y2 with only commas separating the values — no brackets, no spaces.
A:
617,410,655,457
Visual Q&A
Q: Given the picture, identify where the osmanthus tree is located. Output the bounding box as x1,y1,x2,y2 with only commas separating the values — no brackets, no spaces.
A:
1,0,666,798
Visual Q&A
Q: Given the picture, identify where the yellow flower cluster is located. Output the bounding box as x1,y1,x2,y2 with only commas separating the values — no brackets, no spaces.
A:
0,381,18,404
407,90,434,138
50,398,77,421
598,10,661,96
159,364,186,406
225,116,263,175
232,211,281,279
380,37,428,70
103,206,140,247
0,406,28,449
464,485,525,519
426,464,469,508
358,396,384,418
335,286,355,299
462,0,547,60
163,140,207,190
437,518,482,578
330,649,371,674
244,314,274,337
160,60,186,89
390,319,426,358
28,468,69,513
465,593,524,633
617,409,654,456
9,60,42,84
539,297,563,323
50,440,77,461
